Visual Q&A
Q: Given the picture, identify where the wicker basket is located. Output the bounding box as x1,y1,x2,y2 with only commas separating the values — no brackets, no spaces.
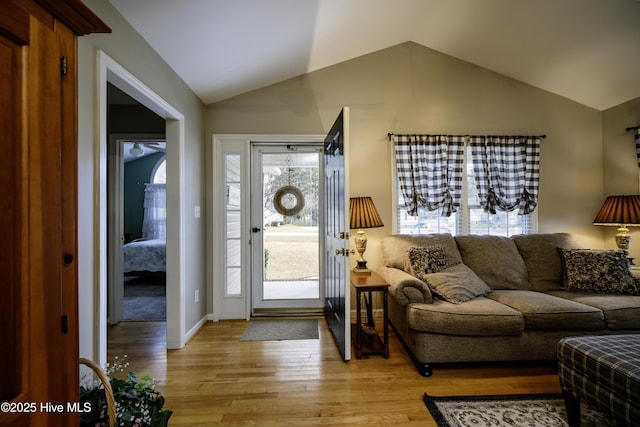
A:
79,357,117,427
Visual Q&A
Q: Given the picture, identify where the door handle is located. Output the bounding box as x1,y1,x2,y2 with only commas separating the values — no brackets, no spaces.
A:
335,249,355,256
252,227,262,233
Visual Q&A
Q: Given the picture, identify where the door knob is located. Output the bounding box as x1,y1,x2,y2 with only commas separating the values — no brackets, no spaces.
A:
335,249,354,256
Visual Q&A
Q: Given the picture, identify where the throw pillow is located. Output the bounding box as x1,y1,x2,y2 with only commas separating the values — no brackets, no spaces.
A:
559,248,640,295
381,234,463,274
408,245,449,277
417,263,491,304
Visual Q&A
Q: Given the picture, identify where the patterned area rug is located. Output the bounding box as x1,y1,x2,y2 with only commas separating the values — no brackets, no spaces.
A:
423,393,614,427
240,319,319,341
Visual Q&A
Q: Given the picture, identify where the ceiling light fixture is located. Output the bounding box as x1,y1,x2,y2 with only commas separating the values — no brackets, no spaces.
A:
129,143,144,157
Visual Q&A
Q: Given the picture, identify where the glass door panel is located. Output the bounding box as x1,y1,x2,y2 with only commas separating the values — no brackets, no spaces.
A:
251,144,324,312
225,155,242,297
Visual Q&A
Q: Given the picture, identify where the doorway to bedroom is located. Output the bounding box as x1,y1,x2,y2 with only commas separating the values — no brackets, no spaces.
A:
106,83,167,327
120,142,166,322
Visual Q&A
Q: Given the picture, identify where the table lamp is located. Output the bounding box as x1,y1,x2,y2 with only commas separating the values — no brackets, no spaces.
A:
349,197,384,273
593,195,640,258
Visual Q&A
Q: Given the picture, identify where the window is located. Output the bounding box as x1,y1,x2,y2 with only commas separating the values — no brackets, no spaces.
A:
395,144,536,236
141,183,166,239
152,157,166,184
224,154,242,297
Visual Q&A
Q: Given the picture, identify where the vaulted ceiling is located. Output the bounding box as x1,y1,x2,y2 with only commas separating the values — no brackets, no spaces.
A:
108,0,640,110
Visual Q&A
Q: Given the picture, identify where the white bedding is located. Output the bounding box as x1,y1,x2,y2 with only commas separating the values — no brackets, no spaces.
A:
123,239,166,273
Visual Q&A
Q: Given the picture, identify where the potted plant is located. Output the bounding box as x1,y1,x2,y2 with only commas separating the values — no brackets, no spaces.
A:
80,355,172,427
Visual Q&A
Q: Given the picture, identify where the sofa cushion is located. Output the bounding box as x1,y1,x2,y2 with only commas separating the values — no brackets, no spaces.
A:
382,234,463,275
487,290,605,330
512,233,582,291
417,263,491,304
455,235,530,290
559,248,640,295
408,245,449,276
547,290,640,329
407,297,524,336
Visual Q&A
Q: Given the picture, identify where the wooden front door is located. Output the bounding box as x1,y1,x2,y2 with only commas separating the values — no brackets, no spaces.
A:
323,108,351,361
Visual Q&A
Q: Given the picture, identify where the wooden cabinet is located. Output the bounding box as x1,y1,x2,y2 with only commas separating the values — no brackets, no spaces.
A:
0,2,109,426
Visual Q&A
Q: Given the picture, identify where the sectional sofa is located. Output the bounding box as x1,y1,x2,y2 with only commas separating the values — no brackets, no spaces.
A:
377,233,640,376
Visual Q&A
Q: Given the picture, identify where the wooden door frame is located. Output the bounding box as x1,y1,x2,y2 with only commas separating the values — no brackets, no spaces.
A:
96,51,186,365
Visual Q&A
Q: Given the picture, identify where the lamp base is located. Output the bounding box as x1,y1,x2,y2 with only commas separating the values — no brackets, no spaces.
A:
353,260,371,274
615,226,631,251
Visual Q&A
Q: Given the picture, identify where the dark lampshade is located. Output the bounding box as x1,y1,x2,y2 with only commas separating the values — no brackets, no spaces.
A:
350,197,384,229
593,195,640,226
349,197,383,274
594,195,640,252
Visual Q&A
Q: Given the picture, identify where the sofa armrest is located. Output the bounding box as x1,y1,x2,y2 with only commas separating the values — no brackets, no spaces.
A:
377,266,433,305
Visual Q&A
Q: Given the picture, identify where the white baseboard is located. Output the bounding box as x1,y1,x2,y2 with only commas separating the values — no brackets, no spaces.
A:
185,315,208,344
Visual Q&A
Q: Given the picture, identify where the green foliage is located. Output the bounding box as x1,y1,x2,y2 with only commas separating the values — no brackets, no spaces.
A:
80,356,172,427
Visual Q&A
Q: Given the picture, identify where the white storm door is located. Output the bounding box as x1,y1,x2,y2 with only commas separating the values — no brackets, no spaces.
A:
323,108,351,361
250,144,324,312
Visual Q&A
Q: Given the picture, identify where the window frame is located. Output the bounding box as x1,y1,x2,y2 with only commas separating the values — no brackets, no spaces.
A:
151,155,166,184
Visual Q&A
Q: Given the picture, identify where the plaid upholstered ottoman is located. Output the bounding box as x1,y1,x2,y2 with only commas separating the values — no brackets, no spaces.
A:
558,335,640,427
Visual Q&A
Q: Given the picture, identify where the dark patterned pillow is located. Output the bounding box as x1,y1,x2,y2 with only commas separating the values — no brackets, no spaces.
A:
408,245,448,277
559,248,640,295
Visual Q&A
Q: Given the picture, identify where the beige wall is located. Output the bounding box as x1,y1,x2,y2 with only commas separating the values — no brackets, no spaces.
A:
207,42,606,271
78,0,206,360
70,3,639,338
602,96,640,260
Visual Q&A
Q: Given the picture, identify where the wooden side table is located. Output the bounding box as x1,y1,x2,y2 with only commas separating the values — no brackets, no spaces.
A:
350,271,390,359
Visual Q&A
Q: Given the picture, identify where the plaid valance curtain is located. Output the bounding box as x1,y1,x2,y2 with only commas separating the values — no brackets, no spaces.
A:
469,136,541,215
635,129,640,167
393,135,465,216
394,134,541,217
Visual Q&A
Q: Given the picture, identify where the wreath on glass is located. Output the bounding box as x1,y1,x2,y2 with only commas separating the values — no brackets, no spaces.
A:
273,185,305,216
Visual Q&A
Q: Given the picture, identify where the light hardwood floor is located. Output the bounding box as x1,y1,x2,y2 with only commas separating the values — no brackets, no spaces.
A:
107,318,563,426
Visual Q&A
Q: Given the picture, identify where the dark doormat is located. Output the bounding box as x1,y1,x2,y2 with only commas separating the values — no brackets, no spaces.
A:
240,319,319,341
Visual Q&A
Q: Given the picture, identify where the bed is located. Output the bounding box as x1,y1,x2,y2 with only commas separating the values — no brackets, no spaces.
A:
123,239,166,274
